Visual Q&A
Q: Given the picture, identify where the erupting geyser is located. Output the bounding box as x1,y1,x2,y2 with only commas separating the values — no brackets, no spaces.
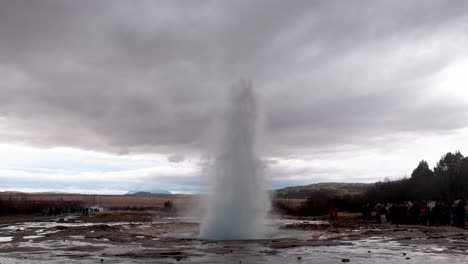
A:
200,80,269,240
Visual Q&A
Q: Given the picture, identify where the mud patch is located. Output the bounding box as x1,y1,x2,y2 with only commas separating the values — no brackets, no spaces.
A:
0,212,466,263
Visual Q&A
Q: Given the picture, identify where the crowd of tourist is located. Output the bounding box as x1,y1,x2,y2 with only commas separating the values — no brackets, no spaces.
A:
362,198,467,228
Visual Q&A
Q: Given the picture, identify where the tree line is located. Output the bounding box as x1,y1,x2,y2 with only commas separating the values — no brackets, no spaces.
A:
367,151,468,202
273,151,468,216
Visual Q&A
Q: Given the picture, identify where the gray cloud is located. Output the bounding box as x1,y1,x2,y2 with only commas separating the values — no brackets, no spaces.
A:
168,154,185,163
1,0,468,157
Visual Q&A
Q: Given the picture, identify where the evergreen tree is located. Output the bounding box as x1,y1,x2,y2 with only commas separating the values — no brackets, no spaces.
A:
434,151,464,199
410,160,434,199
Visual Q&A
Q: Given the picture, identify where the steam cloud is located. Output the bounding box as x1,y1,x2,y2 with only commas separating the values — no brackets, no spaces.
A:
200,80,270,240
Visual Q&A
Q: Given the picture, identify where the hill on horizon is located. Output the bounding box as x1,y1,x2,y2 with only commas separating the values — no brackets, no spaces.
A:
273,182,373,199
126,189,172,196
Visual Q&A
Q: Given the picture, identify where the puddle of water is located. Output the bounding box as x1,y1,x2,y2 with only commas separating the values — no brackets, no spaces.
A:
275,219,329,226
0,237,12,242
23,235,44,239
69,235,85,239
37,230,60,235
431,246,446,252
161,216,198,222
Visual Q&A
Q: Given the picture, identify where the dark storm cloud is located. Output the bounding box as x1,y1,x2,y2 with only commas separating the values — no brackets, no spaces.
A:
1,0,468,156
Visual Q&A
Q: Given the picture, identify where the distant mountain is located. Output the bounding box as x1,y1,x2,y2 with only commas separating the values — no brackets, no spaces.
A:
126,189,172,195
273,182,372,199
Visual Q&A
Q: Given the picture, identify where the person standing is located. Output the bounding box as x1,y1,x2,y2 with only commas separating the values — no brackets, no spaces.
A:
455,198,466,228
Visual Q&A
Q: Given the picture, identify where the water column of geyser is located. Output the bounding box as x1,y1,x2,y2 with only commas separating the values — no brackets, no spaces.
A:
200,80,269,240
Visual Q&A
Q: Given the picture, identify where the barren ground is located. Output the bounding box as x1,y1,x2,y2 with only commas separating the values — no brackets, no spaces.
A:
0,211,467,263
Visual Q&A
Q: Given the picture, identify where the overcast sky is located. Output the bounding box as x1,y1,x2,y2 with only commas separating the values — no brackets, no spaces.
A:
1,0,468,194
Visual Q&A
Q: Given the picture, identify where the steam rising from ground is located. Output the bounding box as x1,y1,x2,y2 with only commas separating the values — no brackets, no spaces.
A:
200,80,269,240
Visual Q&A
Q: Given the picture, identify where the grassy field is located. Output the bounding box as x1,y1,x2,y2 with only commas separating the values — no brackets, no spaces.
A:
0,192,309,215
0,193,197,212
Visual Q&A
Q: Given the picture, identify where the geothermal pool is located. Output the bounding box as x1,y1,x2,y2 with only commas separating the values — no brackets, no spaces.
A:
0,213,467,263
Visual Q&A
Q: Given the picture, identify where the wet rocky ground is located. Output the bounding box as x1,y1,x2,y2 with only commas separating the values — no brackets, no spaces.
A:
0,211,467,263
